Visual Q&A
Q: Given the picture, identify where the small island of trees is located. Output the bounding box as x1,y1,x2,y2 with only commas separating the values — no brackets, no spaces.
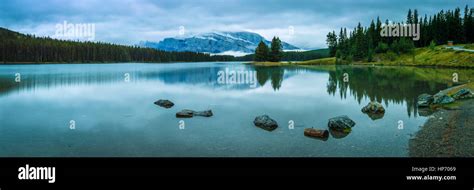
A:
254,37,283,62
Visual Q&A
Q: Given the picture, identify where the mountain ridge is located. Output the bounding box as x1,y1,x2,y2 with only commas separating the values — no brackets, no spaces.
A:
139,31,300,56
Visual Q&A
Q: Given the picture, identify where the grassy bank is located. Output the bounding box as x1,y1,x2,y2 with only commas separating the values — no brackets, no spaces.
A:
251,44,474,68
371,45,474,67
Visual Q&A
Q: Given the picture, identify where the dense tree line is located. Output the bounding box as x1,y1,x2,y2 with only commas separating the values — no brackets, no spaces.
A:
0,27,234,63
327,5,474,62
241,49,329,61
254,37,283,62
235,48,329,62
280,49,329,61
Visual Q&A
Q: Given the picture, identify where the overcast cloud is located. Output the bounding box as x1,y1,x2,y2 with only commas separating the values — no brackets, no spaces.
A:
0,0,471,49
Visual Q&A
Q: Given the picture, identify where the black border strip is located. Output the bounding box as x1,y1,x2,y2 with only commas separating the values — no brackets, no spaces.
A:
0,157,472,188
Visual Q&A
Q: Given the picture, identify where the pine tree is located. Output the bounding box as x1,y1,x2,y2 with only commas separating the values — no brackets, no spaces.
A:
464,6,469,43
413,9,419,24
375,17,382,46
326,31,338,57
454,8,463,43
254,41,269,62
422,14,429,46
269,37,283,62
353,23,366,59
407,9,413,24
368,20,377,48
413,9,420,46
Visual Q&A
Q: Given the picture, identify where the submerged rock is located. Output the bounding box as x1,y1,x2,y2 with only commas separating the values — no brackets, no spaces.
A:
366,113,385,120
175,109,213,118
193,110,213,117
253,115,278,131
328,115,356,131
329,127,351,139
304,128,329,140
176,109,194,118
452,88,474,100
417,93,434,107
154,99,174,108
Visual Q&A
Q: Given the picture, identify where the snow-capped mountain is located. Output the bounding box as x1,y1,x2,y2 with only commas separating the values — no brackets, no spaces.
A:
139,31,299,56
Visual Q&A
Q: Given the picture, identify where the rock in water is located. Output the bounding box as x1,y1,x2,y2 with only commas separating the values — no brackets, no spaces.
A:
253,115,278,131
154,99,174,108
433,94,455,104
304,128,329,140
366,113,385,120
361,101,385,120
175,109,213,118
176,109,194,118
361,101,385,114
452,88,474,100
417,94,434,107
193,110,213,117
329,127,351,139
328,115,356,131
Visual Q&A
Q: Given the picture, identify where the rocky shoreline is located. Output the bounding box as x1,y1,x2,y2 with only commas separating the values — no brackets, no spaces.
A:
409,99,474,157
409,84,474,157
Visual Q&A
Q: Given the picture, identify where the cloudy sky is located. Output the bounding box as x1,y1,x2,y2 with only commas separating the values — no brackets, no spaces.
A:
0,0,471,49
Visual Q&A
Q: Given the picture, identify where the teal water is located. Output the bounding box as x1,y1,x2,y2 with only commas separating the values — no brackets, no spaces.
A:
0,62,469,157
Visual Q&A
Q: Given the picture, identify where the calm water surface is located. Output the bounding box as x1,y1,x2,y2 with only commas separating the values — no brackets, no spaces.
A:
0,62,472,157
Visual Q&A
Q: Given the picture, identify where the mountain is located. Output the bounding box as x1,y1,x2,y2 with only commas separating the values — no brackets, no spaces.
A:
139,31,300,56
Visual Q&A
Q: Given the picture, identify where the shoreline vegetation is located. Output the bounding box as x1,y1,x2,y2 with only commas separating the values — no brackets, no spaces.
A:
252,44,474,68
250,5,474,68
324,6,474,67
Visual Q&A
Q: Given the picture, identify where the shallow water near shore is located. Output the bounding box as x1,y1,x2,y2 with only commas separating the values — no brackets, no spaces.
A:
0,62,473,157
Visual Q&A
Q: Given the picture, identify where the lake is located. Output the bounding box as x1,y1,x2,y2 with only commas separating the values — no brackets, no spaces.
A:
0,62,472,157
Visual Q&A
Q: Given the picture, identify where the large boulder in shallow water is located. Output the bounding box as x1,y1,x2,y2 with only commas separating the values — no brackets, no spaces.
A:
176,109,213,118
253,115,278,131
417,94,433,107
361,101,385,114
361,102,385,120
154,99,174,108
452,88,474,100
328,115,355,131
